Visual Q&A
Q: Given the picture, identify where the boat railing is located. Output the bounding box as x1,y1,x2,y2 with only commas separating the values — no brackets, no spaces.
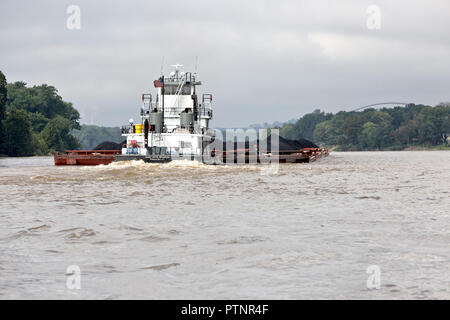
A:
163,72,195,84
122,125,135,134
202,94,212,103
200,101,212,118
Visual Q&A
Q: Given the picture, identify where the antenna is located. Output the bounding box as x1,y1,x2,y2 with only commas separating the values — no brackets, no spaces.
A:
160,56,164,75
195,56,198,74
170,63,183,71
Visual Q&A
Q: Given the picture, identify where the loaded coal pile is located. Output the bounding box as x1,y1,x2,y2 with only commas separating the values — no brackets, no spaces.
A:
264,134,318,151
221,134,318,152
93,140,126,150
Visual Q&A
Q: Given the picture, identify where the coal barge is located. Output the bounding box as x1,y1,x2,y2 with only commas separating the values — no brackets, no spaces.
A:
54,65,328,165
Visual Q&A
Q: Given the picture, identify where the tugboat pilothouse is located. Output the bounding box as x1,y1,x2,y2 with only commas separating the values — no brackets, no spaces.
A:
116,64,214,163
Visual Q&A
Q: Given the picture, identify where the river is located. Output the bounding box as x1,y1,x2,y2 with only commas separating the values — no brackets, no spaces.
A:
0,151,449,299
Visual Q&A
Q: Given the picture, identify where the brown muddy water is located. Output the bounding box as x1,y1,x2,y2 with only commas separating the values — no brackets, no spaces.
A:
0,152,449,299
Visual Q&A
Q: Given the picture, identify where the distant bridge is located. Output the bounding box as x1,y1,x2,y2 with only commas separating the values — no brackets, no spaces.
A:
351,102,410,112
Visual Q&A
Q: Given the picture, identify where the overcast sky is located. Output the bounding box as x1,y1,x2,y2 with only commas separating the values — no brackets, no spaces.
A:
1,0,449,127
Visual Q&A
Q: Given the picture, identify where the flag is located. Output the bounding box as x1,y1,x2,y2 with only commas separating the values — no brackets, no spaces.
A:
153,76,164,88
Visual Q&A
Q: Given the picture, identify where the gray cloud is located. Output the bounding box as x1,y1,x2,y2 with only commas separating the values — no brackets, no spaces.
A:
1,0,449,127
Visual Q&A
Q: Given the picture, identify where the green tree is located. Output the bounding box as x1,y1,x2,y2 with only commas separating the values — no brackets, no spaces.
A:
341,112,368,148
3,108,33,156
0,72,6,118
313,120,338,145
0,71,7,154
29,112,50,133
418,120,438,145
31,132,49,155
41,116,80,152
279,123,295,141
41,123,64,152
296,109,331,140
6,82,80,129
281,109,331,140
443,114,450,145
3,81,83,155
282,103,449,150
369,111,394,148
359,122,379,149
393,119,419,145
416,106,450,144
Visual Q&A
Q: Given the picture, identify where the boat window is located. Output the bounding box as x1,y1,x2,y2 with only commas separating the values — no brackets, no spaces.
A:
163,85,175,95
163,85,191,95
182,86,191,95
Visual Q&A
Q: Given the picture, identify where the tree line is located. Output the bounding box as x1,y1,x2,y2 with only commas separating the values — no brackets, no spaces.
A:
279,104,450,150
0,70,80,156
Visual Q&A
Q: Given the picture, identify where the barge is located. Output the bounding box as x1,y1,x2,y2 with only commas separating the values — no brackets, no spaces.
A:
54,150,120,166
54,64,329,165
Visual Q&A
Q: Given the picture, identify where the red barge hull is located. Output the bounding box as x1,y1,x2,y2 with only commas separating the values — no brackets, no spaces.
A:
54,148,328,166
54,150,121,166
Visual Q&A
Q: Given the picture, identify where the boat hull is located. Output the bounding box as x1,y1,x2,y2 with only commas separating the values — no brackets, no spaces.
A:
54,150,120,166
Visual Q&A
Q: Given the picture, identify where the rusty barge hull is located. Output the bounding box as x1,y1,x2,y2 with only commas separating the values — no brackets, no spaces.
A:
54,150,121,166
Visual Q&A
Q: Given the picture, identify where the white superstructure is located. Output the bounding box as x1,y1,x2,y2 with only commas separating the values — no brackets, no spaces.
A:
119,64,214,162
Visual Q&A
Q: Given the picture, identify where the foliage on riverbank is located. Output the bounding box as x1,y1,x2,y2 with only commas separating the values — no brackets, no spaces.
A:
0,71,80,156
279,104,450,151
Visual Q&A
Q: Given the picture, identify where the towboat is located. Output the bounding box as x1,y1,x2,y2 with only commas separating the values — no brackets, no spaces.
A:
116,64,214,163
